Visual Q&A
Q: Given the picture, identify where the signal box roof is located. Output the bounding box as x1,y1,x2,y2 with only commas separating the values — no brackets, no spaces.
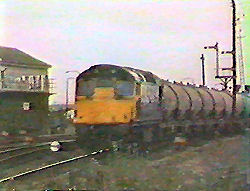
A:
0,46,51,68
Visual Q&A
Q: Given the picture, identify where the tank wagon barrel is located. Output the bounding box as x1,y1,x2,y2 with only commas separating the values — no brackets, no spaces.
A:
162,81,242,118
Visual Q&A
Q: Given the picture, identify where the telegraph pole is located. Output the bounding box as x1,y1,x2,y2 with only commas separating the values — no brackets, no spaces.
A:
200,54,205,86
231,0,237,114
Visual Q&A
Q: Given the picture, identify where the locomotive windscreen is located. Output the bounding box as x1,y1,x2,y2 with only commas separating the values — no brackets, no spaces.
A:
116,81,134,96
77,80,96,97
77,79,134,97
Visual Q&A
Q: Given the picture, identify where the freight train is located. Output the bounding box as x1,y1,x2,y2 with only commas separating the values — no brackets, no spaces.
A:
73,64,250,150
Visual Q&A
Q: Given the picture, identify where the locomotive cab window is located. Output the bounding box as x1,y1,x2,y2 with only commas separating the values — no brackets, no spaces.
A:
77,80,96,96
115,81,134,97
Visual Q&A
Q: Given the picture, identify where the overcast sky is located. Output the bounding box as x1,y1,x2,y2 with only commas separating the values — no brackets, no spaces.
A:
0,0,249,104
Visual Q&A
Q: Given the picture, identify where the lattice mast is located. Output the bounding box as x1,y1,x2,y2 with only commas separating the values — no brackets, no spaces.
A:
237,30,246,87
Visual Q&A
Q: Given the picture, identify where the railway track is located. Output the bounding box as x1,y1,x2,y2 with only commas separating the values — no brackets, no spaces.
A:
0,133,113,185
0,127,247,185
0,148,111,183
0,134,77,149
0,139,83,185
0,139,76,164
0,139,75,154
0,130,247,191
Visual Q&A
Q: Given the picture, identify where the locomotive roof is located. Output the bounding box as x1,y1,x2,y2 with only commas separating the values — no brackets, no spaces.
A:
76,64,159,84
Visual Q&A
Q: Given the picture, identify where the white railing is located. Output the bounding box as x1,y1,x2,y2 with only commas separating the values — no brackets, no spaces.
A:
0,78,53,93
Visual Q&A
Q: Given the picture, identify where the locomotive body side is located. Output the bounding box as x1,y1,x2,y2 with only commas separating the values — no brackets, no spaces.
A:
73,64,249,151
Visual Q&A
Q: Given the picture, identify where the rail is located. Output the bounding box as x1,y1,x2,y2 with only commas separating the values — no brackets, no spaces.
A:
0,139,75,154
0,148,110,183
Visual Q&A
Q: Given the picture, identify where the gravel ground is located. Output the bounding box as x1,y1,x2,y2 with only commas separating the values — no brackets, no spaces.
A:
0,129,249,191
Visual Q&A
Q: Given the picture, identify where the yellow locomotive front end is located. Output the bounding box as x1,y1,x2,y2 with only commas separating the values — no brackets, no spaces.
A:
74,87,137,124
74,65,140,126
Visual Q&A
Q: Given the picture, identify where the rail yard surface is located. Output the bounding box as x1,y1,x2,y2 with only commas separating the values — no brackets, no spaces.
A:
0,129,248,191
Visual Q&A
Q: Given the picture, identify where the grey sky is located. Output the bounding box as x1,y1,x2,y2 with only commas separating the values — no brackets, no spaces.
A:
0,0,248,104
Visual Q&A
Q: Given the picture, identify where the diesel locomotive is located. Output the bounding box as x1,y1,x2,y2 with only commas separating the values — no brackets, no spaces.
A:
73,64,249,150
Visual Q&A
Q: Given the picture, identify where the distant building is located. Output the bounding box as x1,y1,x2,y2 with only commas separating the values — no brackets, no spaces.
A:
0,46,52,132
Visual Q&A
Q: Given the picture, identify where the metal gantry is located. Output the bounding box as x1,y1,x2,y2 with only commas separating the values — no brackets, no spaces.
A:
203,0,238,114
237,29,246,88
200,54,205,86
204,42,219,77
